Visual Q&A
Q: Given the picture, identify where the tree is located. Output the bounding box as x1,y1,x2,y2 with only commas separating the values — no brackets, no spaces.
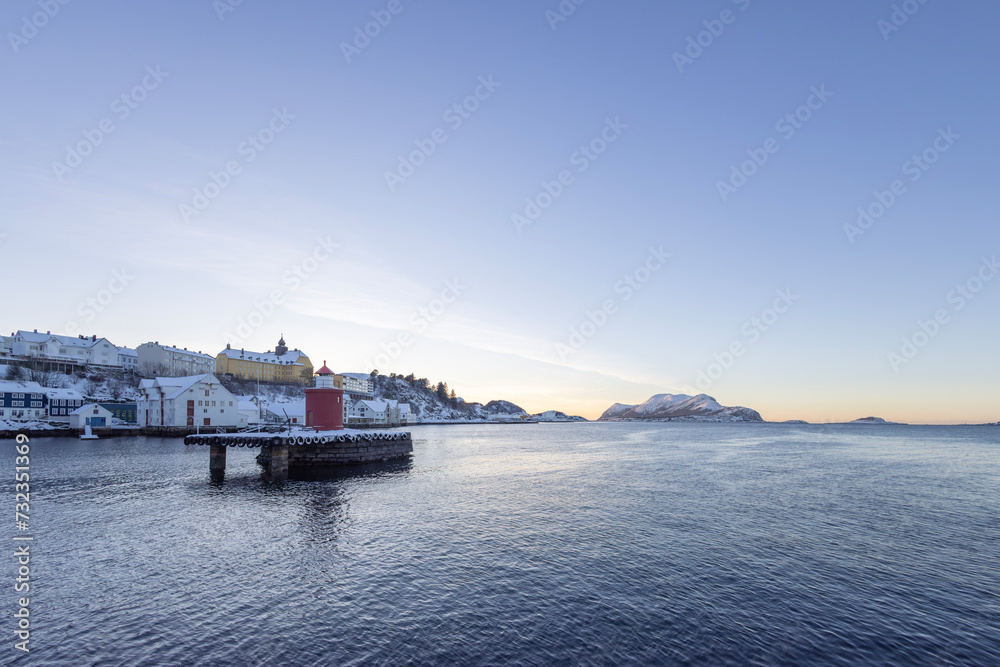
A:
84,378,100,397
108,378,125,401
5,364,25,381
28,369,55,387
139,361,169,379
435,382,448,402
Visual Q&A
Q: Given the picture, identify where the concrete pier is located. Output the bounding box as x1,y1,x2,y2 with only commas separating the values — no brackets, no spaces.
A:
268,443,289,482
185,431,413,481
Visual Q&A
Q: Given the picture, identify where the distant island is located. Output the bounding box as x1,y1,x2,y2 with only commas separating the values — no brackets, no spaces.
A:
599,394,764,423
847,416,905,425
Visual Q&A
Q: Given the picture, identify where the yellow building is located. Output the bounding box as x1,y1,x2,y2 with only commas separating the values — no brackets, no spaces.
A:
216,336,314,385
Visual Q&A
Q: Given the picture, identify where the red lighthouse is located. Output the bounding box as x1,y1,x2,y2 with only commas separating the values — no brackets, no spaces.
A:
305,362,345,431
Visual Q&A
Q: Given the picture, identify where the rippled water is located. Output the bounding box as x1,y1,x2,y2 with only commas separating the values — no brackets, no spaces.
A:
4,423,999,666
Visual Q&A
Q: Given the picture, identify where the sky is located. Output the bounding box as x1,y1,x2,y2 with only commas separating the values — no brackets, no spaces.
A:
2,0,998,424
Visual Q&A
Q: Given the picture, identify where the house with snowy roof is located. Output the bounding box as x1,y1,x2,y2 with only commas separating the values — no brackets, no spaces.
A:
347,398,408,426
12,330,120,368
45,388,85,421
137,374,239,427
264,399,307,425
0,381,47,420
216,335,313,385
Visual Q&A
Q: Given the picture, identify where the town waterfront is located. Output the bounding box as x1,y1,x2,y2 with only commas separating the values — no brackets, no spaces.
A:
6,423,999,665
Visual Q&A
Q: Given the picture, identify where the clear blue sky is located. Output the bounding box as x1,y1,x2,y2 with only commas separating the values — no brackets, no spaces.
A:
3,0,997,422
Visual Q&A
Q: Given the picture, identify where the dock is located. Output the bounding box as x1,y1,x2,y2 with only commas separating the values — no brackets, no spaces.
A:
184,429,413,481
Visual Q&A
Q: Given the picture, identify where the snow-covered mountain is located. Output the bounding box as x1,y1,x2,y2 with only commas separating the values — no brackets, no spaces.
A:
598,393,764,422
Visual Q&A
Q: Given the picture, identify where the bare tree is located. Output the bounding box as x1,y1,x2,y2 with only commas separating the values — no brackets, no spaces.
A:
138,362,170,379
27,368,56,387
84,378,100,397
108,378,125,401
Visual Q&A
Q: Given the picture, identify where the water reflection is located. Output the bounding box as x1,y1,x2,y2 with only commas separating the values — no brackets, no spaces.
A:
289,458,413,482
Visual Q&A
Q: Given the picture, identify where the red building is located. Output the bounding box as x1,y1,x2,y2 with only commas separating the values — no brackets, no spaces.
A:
304,362,345,431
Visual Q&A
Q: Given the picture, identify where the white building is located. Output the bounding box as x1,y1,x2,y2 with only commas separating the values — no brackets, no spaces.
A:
336,373,374,399
118,347,138,372
347,399,409,426
136,342,215,377
137,374,239,428
0,381,47,420
46,388,85,421
0,335,12,359
265,400,307,426
12,330,120,367
236,396,263,426
69,404,113,429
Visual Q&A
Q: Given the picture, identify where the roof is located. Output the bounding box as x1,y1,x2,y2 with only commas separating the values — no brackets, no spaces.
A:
268,400,306,418
145,343,214,359
17,330,112,349
0,380,45,394
357,400,388,412
219,347,307,365
70,404,112,416
117,347,137,356
140,374,224,400
45,388,84,400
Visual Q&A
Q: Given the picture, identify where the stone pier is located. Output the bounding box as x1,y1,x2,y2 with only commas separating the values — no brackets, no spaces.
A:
209,443,227,481
185,431,413,481
267,443,289,482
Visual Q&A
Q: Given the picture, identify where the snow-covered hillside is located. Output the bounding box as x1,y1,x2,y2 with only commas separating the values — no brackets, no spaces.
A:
533,410,588,422
599,393,764,422
4,366,587,424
